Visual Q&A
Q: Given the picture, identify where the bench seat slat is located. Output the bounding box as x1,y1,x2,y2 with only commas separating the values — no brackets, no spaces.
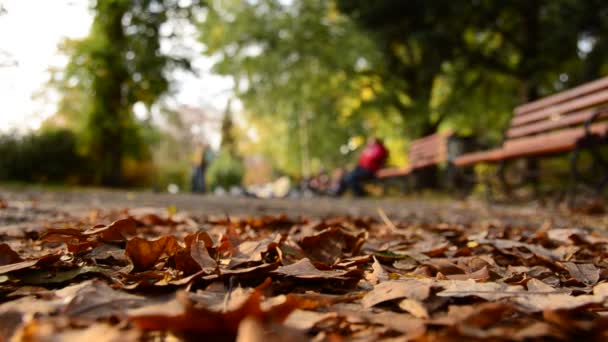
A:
376,167,412,179
455,121,608,167
506,108,608,139
511,91,608,127
515,76,608,116
453,149,504,167
500,122,608,159
376,131,451,179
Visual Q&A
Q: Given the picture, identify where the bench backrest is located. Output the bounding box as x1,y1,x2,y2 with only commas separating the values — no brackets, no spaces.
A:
506,76,608,143
408,131,451,170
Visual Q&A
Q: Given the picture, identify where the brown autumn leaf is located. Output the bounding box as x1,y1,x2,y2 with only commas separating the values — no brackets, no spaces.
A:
229,234,282,267
271,258,361,281
440,302,517,340
526,278,561,293
284,310,338,331
361,279,433,308
190,241,217,271
368,256,388,284
173,233,217,276
125,236,180,271
513,293,606,312
0,253,61,275
560,262,600,286
422,258,466,275
83,217,138,243
398,298,429,319
0,243,23,266
437,279,526,301
336,308,427,339
15,319,140,342
446,266,491,281
412,240,450,257
129,289,301,339
297,227,366,265
60,280,147,320
478,238,559,263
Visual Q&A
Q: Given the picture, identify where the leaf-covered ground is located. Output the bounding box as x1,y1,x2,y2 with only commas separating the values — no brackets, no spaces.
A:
1,192,608,341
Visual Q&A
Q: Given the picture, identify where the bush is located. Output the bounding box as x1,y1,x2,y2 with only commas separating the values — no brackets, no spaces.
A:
154,161,190,192
0,129,88,183
205,149,244,190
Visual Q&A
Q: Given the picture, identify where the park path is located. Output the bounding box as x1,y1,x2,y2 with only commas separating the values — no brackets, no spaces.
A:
1,186,605,231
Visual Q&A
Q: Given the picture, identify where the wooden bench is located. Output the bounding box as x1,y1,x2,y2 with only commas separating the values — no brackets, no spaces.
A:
376,131,451,180
454,75,608,192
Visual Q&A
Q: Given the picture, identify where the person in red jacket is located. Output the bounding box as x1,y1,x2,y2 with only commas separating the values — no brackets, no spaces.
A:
331,137,388,196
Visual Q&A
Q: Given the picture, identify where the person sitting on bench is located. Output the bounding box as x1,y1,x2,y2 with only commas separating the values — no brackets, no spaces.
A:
331,137,388,197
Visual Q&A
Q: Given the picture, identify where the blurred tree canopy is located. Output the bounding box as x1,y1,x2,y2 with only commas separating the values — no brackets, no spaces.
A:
198,0,409,176
198,0,608,177
39,0,608,186
53,0,201,186
338,0,608,137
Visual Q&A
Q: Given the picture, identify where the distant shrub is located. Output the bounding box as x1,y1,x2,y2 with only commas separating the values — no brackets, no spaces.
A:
205,149,244,190
0,129,88,183
153,161,190,192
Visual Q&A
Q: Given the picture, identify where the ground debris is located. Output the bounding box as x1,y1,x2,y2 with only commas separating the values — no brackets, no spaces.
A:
1,204,608,341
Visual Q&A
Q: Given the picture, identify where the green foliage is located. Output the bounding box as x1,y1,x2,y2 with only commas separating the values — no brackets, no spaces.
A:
205,149,245,190
198,0,399,176
338,0,608,139
0,130,88,183
155,161,190,192
54,0,202,186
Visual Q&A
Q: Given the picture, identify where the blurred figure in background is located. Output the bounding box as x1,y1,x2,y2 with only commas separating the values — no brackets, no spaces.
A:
331,137,388,197
191,144,213,193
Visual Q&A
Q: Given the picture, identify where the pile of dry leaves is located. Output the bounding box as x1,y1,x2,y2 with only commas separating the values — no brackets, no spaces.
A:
1,203,608,341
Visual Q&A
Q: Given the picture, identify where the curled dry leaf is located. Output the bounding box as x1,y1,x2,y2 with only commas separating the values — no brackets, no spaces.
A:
83,217,138,243
173,237,217,275
368,256,388,284
126,236,180,271
398,298,429,319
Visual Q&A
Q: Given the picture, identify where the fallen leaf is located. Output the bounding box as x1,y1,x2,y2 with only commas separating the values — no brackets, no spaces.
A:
61,280,147,320
126,236,180,271
561,262,600,286
84,217,138,243
11,265,110,285
479,238,558,263
284,310,338,331
297,227,365,265
271,258,360,281
129,288,300,339
362,279,432,308
0,254,61,275
398,298,429,319
437,279,525,300
0,244,23,266
368,256,388,284
446,266,490,281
